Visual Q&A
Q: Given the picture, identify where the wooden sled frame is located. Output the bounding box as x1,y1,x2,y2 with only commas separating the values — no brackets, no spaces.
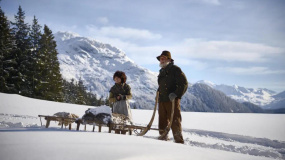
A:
38,92,174,137
38,115,76,130
38,115,108,132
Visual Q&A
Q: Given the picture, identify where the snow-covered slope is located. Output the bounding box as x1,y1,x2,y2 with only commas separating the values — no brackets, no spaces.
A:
197,80,276,107
1,92,285,160
55,32,158,109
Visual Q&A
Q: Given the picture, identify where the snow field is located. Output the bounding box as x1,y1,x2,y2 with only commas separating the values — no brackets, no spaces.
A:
1,93,285,160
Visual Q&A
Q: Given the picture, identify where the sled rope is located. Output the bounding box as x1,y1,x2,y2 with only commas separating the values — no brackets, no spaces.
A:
137,91,159,136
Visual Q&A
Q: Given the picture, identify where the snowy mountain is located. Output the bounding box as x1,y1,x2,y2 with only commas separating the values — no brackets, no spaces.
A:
54,32,158,109
264,91,285,109
180,83,264,113
54,32,276,112
197,80,277,107
273,91,285,100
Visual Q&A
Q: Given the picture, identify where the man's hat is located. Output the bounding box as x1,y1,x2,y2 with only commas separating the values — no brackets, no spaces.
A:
156,50,174,62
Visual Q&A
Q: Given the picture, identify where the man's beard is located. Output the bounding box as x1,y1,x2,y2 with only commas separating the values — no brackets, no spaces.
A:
159,62,170,68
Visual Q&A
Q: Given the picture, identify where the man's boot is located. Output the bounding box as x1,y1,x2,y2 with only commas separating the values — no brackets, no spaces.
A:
173,131,184,144
158,134,170,141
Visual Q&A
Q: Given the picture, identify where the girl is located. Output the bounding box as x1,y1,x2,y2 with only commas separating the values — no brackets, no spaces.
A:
109,71,133,131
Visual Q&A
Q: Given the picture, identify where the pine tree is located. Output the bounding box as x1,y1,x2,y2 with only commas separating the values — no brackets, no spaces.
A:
36,25,63,101
10,6,32,95
30,16,42,97
99,95,104,106
104,96,109,106
0,6,17,93
69,78,77,103
11,6,31,52
76,78,86,104
30,16,41,49
133,103,137,109
90,92,98,106
62,79,74,103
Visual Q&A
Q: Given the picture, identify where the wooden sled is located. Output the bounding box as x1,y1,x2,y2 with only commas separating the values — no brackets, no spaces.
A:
38,92,174,137
38,115,77,130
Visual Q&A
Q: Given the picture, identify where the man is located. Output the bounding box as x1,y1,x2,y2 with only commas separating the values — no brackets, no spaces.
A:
157,50,188,144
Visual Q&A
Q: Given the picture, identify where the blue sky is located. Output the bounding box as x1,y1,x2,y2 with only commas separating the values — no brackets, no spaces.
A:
1,0,285,92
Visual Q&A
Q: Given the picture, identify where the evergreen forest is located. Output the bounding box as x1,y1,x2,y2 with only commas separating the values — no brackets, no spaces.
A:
0,5,108,106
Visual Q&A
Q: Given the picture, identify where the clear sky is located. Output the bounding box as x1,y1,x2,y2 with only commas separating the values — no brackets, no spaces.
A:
1,0,285,92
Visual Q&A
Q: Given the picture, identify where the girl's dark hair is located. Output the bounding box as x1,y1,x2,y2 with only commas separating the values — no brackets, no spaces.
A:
113,71,127,83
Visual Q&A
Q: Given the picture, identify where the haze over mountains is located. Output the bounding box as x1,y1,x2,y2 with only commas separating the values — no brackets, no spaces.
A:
54,32,284,112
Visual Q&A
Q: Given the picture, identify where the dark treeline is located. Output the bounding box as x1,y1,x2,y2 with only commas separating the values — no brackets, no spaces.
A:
0,5,107,106
63,78,109,106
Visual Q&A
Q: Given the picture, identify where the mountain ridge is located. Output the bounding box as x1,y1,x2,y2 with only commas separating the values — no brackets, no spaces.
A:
197,80,277,107
54,31,280,112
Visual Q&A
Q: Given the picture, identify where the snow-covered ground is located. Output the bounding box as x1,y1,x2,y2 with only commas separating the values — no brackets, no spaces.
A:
0,92,285,160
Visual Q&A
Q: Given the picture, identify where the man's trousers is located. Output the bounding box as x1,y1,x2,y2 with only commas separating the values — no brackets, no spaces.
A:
158,99,184,144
